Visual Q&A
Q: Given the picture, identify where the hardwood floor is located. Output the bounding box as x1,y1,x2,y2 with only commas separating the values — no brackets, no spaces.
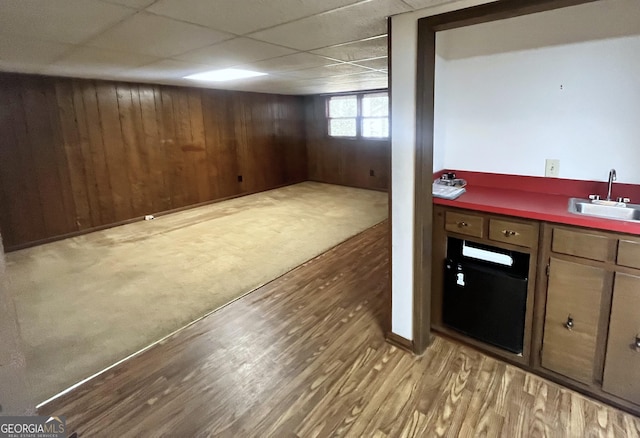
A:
40,221,640,437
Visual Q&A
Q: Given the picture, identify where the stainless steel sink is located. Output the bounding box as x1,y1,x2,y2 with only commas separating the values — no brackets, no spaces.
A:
568,198,640,222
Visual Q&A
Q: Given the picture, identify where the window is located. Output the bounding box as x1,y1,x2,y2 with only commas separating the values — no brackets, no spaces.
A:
328,95,357,137
361,93,389,138
327,92,388,139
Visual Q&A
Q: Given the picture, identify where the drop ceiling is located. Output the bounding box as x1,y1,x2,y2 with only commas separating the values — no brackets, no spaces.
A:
0,0,455,95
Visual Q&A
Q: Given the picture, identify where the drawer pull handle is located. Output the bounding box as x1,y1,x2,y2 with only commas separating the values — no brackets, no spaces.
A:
565,316,574,330
502,229,519,237
457,221,468,228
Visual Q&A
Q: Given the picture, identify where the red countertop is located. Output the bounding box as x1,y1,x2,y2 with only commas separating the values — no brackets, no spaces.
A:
433,171,640,236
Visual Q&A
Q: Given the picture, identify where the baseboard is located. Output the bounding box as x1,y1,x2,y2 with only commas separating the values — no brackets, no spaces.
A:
4,180,306,252
307,179,389,193
385,331,415,354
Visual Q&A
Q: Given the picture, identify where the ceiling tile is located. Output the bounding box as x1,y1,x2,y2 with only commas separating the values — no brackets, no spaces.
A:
121,59,217,81
0,0,136,44
40,64,128,79
0,63,43,76
311,36,388,61
315,78,388,93
0,36,73,69
52,47,160,71
326,71,388,83
236,53,336,74
282,62,373,79
401,0,458,10
248,0,410,50
352,56,388,70
148,0,363,35
86,12,233,58
99,0,158,8
174,38,296,68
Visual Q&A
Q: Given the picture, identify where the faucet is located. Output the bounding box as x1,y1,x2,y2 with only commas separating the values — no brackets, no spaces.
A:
606,169,616,201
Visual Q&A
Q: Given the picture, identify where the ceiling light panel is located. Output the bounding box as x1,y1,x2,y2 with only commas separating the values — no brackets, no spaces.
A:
184,68,267,82
148,0,363,35
247,0,410,51
0,0,136,44
86,12,233,58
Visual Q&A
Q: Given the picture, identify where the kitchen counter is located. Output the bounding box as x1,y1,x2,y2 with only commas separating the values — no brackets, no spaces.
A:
433,171,640,236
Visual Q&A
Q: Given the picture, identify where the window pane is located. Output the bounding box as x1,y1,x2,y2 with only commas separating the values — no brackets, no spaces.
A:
362,93,388,117
329,118,356,137
328,96,357,117
362,118,388,138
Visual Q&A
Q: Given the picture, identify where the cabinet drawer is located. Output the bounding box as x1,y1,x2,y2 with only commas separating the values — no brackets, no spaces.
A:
603,273,640,405
551,228,612,261
445,211,484,238
489,219,537,248
617,239,640,270
541,258,605,384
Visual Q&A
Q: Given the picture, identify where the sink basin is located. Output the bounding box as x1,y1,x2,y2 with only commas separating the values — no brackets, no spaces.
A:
568,198,640,222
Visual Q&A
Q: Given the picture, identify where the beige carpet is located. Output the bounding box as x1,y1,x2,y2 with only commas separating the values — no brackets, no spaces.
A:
5,182,388,403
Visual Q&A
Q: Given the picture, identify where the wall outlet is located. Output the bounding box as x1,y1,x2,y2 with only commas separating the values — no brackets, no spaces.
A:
545,159,560,177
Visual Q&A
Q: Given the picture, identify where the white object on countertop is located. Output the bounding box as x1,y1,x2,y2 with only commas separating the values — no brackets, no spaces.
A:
433,182,466,200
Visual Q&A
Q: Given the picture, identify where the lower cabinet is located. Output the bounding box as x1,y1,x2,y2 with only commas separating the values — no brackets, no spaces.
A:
539,225,640,412
602,273,640,405
541,258,605,385
433,207,640,414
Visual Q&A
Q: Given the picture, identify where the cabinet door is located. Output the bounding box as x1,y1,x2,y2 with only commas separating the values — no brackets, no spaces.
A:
602,273,640,405
541,258,605,384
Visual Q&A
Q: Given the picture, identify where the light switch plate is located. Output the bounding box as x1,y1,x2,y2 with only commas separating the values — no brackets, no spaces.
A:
545,159,560,177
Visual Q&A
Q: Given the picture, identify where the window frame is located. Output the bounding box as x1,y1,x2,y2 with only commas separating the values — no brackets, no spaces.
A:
325,90,389,140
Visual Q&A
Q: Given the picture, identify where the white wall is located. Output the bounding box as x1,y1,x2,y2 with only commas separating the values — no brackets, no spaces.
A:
390,0,640,341
390,13,417,340
436,1,640,183
432,53,447,173
390,0,493,340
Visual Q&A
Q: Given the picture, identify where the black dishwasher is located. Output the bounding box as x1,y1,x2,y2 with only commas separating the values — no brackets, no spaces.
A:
443,237,529,354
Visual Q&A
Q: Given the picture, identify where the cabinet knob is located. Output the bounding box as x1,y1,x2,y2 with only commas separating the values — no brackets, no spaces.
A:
502,229,519,237
565,316,574,330
457,221,468,228
634,335,640,352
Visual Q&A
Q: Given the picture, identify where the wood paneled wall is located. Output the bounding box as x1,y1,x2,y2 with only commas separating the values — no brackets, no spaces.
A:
305,95,389,191
0,73,307,250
